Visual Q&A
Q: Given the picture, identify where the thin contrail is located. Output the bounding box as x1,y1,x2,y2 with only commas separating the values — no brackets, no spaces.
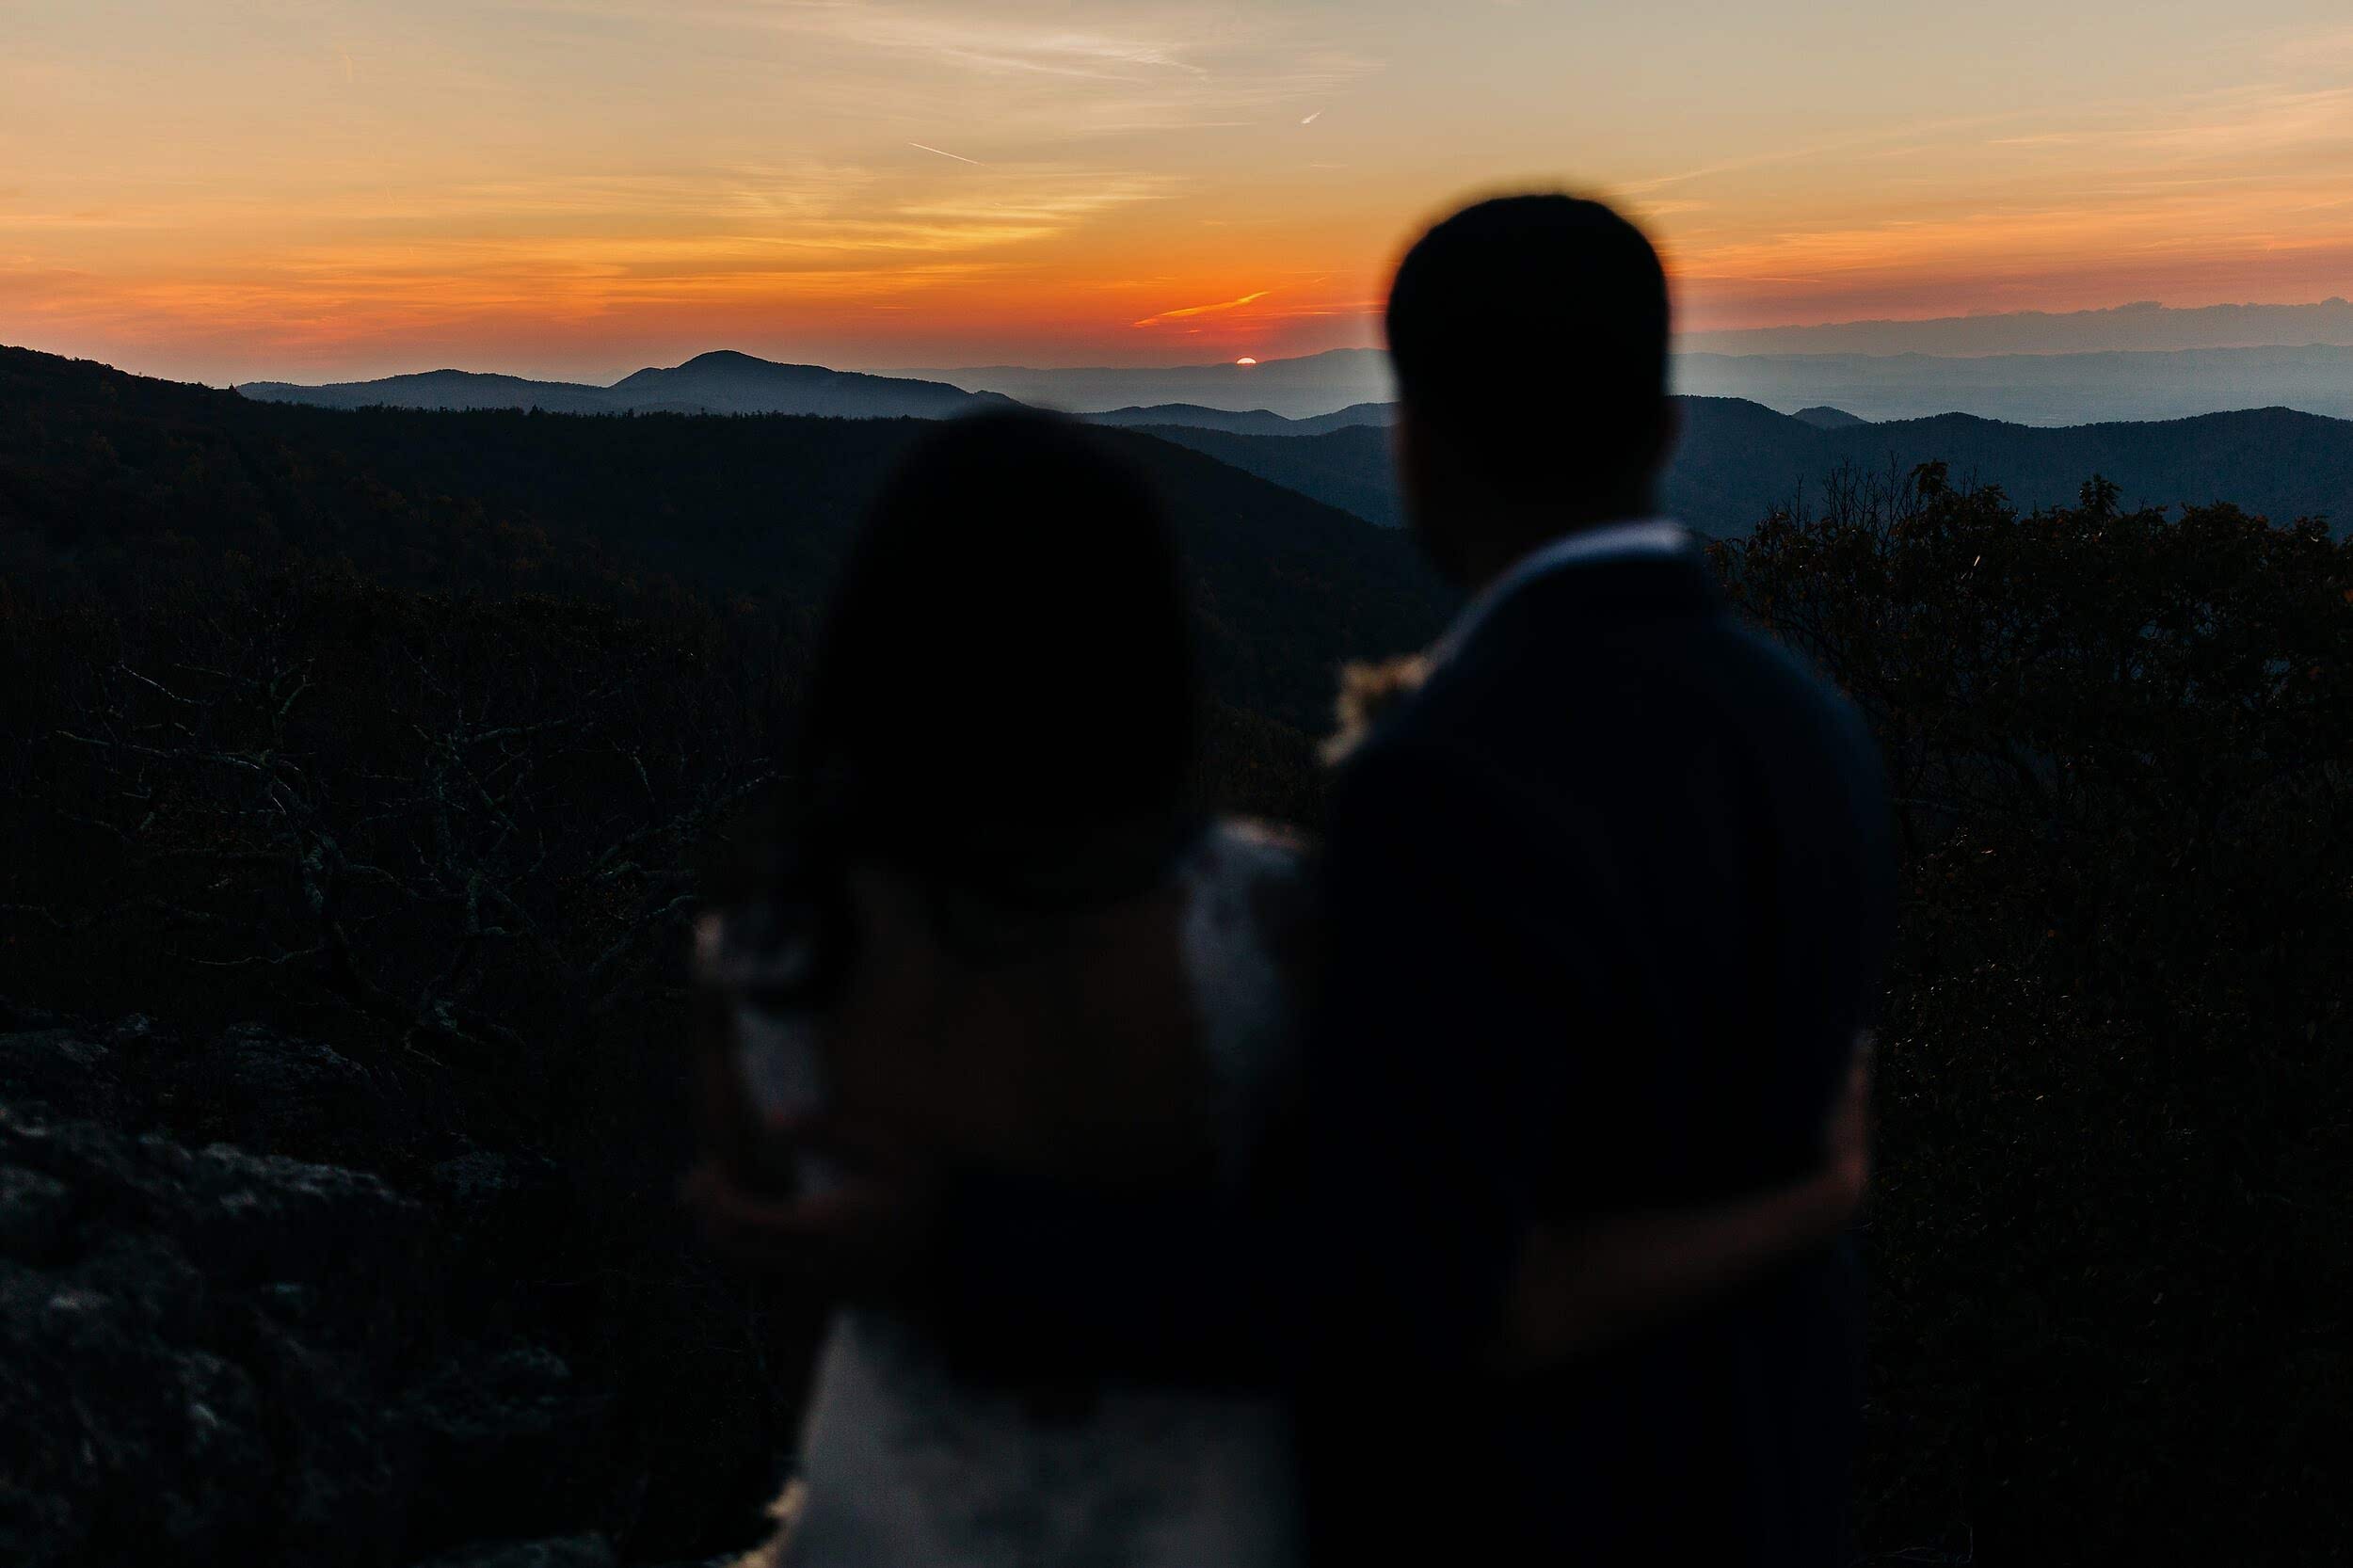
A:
1299,110,1321,125
908,141,984,166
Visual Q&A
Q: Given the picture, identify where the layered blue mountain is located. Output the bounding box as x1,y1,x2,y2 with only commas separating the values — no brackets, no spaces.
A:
1793,406,1869,429
600,350,1008,417
238,350,1007,419
1136,397,2353,536
250,339,2353,430
1679,297,2353,357
1082,405,1308,436
62,335,2353,553
1675,344,2353,425
1082,401,1397,437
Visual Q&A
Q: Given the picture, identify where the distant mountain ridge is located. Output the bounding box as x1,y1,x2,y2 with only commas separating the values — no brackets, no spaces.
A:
237,368,621,414
1674,344,2353,425
1137,398,2353,538
239,350,1007,420
1794,406,1868,429
242,337,2353,429
1681,297,2353,358
1082,405,1305,436
213,336,2353,540
1083,401,1397,437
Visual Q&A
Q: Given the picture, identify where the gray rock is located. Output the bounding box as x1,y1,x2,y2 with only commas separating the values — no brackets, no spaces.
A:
0,1055,431,1567
0,1164,71,1260
0,1029,120,1121
0,1013,781,1567
168,1021,414,1171
404,1341,615,1550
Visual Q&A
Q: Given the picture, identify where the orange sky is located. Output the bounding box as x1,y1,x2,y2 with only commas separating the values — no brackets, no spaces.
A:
7,2,2352,384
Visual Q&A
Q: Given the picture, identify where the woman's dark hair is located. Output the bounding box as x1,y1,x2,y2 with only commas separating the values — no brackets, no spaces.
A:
780,409,1202,983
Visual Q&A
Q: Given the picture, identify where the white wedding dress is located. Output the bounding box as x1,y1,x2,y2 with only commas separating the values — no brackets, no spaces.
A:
772,818,1309,1568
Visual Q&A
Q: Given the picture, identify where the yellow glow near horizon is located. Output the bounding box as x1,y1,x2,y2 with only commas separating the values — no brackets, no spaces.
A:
6,2,2352,385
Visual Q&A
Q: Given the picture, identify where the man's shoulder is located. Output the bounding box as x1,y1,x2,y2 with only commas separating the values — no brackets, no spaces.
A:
1325,708,1594,887
1446,549,1723,678
1471,556,1857,724
1409,564,1884,828
1403,590,1708,759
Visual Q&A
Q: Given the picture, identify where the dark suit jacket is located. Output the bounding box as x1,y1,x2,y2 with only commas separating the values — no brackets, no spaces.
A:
1298,543,1893,1563
928,541,1894,1565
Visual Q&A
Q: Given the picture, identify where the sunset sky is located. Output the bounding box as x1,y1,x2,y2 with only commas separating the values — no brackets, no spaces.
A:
7,0,2353,385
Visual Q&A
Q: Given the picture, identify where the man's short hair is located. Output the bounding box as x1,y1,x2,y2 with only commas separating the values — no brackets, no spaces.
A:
1385,194,1671,501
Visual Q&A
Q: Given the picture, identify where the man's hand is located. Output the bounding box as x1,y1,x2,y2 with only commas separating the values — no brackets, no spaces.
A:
1485,1030,1878,1373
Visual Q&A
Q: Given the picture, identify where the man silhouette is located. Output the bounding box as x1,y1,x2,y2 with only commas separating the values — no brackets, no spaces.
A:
696,193,1893,1564
1291,192,1893,1561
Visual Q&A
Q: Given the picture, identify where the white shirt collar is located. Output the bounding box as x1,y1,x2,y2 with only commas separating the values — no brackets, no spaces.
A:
1433,517,1694,664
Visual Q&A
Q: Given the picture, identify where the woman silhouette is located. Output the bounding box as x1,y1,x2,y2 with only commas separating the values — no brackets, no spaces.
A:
688,409,1868,1567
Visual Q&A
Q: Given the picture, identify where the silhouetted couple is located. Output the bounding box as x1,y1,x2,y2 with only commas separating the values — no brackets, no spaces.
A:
687,194,1894,1566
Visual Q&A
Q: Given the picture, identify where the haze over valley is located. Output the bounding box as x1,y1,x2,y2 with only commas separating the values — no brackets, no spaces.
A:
903,336,2353,428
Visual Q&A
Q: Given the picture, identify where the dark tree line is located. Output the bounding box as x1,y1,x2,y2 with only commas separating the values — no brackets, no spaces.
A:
0,558,1327,1068
4,563,790,1050
1716,467,2352,1563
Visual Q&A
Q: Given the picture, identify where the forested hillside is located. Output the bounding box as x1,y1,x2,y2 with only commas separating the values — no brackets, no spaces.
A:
2,346,1449,733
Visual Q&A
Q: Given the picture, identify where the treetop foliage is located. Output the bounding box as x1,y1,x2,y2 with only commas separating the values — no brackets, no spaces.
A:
1717,464,2352,1560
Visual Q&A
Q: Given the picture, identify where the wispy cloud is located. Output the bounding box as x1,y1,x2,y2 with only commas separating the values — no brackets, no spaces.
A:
907,141,983,166
520,0,1377,138
753,2,1212,81
30,0,2353,378
1619,108,2053,197
1133,288,1269,326
4,156,1188,361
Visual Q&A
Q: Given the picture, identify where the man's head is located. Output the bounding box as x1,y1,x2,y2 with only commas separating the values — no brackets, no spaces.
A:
1385,193,1676,584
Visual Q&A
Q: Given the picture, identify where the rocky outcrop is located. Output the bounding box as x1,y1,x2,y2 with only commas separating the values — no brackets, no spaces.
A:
1,1097,430,1563
0,1012,787,1567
